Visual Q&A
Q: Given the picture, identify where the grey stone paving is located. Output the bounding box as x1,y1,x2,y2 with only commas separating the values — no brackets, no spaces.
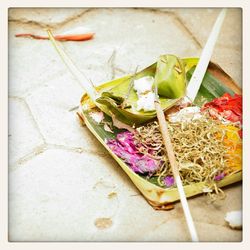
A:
8,8,242,242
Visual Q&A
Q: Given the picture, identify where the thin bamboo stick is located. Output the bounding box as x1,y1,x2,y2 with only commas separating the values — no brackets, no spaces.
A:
154,87,199,242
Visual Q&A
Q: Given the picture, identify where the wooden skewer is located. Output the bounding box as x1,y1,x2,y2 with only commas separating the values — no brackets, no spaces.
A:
154,87,199,242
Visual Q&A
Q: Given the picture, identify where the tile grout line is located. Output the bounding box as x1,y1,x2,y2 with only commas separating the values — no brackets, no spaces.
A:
9,143,48,171
8,96,44,143
46,143,109,157
170,12,241,52
21,69,67,99
133,7,173,15
9,142,110,171
19,97,47,144
171,13,203,50
8,19,49,29
9,69,83,102
8,8,93,30
8,95,23,101
9,95,46,145
57,8,94,29
129,8,203,49
107,49,117,80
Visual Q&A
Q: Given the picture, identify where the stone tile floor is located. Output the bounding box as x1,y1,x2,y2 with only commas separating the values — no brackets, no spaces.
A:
8,8,242,241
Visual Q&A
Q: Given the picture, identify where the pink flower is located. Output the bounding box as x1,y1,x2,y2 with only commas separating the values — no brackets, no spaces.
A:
107,132,159,174
134,156,159,173
116,131,137,154
163,176,175,187
214,172,225,181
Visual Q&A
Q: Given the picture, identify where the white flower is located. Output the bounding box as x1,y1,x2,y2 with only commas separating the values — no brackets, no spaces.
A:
133,76,154,95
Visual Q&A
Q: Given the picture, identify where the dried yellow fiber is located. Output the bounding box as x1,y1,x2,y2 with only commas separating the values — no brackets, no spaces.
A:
134,114,241,188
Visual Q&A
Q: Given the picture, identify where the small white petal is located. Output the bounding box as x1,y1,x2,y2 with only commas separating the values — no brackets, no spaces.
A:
136,92,156,112
202,186,213,193
89,111,104,124
133,76,154,95
225,210,242,229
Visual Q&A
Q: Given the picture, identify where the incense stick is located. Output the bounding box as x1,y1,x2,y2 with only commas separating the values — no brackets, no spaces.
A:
154,86,199,242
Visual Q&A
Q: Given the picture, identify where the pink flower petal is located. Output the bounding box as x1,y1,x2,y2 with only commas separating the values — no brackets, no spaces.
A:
107,132,159,174
163,176,175,187
214,172,226,181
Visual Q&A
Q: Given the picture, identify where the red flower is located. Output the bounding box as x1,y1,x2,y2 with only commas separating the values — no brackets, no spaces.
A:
202,93,242,137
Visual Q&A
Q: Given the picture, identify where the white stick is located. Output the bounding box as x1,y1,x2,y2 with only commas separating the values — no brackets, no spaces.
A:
186,9,227,102
175,175,199,241
154,91,199,241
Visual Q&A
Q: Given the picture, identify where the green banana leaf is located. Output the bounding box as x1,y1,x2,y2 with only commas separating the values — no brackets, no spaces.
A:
156,55,186,99
79,58,242,209
94,55,191,126
94,60,180,126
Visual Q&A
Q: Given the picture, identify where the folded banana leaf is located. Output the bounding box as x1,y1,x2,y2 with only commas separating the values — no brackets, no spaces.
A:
94,56,185,126
78,58,242,210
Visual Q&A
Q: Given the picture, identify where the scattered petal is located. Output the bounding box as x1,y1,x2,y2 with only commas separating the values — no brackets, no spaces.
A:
202,186,213,193
111,115,135,132
103,123,114,133
163,176,175,187
89,111,104,124
214,172,226,181
225,210,242,229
